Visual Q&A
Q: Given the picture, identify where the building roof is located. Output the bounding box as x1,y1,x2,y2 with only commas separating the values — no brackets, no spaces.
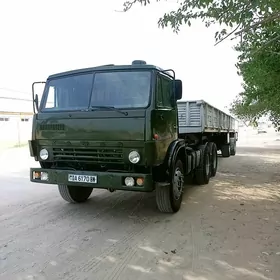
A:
0,89,33,113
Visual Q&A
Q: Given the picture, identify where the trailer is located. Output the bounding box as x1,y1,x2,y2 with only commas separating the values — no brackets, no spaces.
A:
178,100,238,157
29,60,238,214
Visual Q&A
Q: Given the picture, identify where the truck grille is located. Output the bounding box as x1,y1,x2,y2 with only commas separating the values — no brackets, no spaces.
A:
53,147,124,164
40,124,65,131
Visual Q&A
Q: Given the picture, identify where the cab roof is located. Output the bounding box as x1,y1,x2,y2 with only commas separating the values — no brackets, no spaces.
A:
48,61,166,80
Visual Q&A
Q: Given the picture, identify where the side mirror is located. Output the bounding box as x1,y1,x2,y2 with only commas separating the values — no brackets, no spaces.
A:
32,81,46,113
34,94,39,112
174,79,182,100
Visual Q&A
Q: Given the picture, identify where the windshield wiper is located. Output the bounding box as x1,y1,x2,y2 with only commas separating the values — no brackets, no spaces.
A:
90,106,128,116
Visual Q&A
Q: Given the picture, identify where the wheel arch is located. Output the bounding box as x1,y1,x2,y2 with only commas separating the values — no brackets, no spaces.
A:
153,139,188,183
164,139,187,177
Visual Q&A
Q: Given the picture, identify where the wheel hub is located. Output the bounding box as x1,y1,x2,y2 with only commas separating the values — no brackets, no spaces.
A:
173,167,184,200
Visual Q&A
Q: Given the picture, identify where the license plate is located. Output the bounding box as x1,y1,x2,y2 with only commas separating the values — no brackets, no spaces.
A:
68,174,97,184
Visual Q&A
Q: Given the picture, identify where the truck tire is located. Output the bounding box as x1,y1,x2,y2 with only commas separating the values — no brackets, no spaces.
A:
58,185,93,203
221,144,231,158
208,142,218,177
194,144,211,185
230,141,236,156
156,159,184,213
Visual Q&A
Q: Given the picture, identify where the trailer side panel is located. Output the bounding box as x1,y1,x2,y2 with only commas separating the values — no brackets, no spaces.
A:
178,100,236,134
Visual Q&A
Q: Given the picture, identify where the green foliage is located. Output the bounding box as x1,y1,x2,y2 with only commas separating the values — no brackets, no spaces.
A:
236,31,280,106
235,20,280,128
123,1,280,44
229,98,266,126
122,0,280,127
269,112,280,131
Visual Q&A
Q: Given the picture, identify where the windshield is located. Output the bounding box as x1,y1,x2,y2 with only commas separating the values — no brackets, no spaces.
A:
41,71,151,111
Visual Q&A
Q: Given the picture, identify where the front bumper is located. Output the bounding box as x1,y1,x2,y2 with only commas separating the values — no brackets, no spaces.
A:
30,168,154,192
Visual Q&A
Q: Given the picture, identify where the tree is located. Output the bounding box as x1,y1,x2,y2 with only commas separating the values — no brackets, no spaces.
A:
234,20,280,128
229,98,266,127
122,0,280,125
122,1,280,45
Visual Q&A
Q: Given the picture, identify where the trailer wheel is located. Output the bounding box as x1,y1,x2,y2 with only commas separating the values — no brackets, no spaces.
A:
156,159,184,213
230,141,236,156
208,142,218,177
194,144,211,185
221,144,231,158
58,185,93,203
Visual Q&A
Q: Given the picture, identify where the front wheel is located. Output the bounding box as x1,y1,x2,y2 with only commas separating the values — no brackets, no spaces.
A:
156,159,184,213
58,185,93,203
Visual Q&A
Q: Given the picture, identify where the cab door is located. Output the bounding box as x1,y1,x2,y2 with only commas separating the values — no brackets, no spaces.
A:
151,73,178,164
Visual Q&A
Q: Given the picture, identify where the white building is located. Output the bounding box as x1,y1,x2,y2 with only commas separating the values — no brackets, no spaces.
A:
0,89,33,146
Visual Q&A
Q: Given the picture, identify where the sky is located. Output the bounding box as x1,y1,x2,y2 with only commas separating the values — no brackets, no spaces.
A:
0,0,243,113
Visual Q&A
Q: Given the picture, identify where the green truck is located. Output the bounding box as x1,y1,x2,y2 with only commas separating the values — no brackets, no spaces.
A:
29,60,238,213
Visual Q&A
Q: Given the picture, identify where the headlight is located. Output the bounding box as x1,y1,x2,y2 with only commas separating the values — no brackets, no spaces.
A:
124,177,135,187
128,151,140,164
40,148,49,160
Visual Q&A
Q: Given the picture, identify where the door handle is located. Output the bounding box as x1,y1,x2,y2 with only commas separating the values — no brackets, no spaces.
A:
160,114,164,120
173,124,177,129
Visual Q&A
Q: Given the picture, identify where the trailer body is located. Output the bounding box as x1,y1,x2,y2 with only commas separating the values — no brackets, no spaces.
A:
177,100,238,156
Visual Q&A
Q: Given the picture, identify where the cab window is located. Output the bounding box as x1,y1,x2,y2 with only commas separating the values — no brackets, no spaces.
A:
156,74,173,108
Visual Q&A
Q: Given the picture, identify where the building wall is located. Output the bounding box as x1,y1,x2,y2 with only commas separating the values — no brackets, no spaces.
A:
0,89,33,149
0,115,33,149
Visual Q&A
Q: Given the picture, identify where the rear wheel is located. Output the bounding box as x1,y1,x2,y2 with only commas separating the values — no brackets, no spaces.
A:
156,159,184,213
230,140,237,156
58,185,93,203
208,142,218,177
221,144,231,158
194,143,211,185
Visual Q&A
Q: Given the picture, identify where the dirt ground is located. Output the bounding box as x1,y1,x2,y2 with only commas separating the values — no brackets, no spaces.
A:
0,138,280,279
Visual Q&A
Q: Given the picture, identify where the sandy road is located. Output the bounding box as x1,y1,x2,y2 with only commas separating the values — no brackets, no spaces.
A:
0,133,280,280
